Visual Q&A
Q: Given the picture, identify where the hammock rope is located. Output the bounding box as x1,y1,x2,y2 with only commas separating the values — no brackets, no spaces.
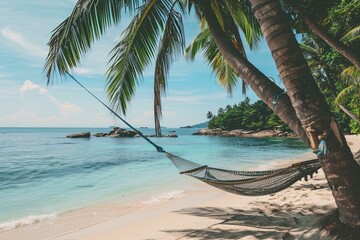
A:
67,72,321,196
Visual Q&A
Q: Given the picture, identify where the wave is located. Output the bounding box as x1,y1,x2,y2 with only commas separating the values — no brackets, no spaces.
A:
141,190,185,206
0,213,57,231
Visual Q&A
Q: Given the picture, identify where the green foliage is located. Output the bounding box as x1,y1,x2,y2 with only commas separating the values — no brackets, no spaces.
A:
208,99,290,131
350,119,360,134
295,0,360,134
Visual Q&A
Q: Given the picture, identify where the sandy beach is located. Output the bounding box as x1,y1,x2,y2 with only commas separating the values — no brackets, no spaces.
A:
1,135,359,240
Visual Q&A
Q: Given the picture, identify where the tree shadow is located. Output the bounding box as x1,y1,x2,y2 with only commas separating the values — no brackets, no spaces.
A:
163,204,334,240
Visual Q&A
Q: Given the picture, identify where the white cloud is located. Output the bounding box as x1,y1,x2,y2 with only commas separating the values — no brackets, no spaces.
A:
19,80,48,94
13,80,83,125
1,27,47,58
48,95,82,116
0,108,65,126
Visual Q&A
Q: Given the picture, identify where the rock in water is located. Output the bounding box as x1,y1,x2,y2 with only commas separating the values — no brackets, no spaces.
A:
66,132,91,138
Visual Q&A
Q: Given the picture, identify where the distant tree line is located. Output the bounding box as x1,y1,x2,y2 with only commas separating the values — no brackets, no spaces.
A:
207,96,358,134
206,98,291,132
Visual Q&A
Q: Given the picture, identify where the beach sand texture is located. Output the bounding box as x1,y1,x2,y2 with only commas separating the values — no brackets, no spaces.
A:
1,135,359,240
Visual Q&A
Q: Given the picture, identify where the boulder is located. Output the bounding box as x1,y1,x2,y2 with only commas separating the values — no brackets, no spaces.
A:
93,133,109,137
66,132,91,138
107,127,138,137
166,134,178,138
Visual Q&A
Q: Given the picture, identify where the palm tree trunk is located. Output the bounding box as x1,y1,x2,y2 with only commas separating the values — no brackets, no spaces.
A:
339,104,360,124
196,0,310,146
250,0,360,227
323,66,337,96
289,2,360,71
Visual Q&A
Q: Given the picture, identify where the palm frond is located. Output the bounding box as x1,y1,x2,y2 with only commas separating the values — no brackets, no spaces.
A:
185,28,211,61
340,25,360,43
154,4,186,136
44,0,141,83
212,53,238,96
224,0,261,49
335,86,356,105
186,28,238,95
340,66,360,85
106,0,172,114
210,1,225,29
299,43,319,56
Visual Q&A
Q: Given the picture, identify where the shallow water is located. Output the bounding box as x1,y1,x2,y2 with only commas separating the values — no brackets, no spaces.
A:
0,127,310,229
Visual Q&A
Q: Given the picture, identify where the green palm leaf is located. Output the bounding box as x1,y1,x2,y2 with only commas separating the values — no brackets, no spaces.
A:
341,66,360,85
185,28,210,61
44,0,141,82
154,4,186,136
340,25,360,43
106,0,172,114
335,86,356,105
185,28,238,96
224,0,261,49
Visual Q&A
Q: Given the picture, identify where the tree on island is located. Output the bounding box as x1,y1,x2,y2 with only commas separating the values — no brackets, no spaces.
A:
208,99,290,131
44,0,360,233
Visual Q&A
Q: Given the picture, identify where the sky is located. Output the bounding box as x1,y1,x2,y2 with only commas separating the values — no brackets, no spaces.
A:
0,0,281,128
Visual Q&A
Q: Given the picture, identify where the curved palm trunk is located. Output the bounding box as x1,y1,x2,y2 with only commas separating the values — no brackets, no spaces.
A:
323,66,337,96
339,104,360,124
196,0,309,146
250,0,360,227
289,3,360,71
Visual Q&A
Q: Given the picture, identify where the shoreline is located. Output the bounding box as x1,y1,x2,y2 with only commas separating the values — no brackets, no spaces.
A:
192,128,297,138
1,135,359,240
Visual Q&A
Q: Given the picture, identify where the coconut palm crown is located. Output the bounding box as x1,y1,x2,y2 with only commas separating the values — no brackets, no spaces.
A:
44,0,261,136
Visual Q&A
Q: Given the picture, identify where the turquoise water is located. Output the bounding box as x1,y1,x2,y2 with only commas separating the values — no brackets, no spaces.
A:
0,127,310,228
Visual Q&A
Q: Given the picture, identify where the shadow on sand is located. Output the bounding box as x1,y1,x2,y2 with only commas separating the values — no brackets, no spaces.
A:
163,204,333,240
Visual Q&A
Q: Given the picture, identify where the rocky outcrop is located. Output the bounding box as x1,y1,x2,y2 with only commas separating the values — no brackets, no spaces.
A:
66,132,91,138
93,132,109,137
92,127,178,138
142,134,178,138
192,128,296,138
97,127,138,138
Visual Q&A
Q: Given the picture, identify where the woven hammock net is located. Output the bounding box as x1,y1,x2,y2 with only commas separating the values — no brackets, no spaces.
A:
166,152,321,196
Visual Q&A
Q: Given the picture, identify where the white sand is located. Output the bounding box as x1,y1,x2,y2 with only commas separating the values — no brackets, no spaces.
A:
1,135,359,240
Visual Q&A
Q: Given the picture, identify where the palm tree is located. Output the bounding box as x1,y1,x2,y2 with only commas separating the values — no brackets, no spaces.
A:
299,39,337,95
300,27,360,126
191,0,310,145
335,66,360,125
45,0,186,137
248,0,360,227
300,39,360,127
206,111,214,119
286,1,360,71
337,25,360,125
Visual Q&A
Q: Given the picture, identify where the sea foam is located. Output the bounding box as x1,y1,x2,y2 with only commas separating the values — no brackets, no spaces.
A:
0,213,57,231
142,190,185,206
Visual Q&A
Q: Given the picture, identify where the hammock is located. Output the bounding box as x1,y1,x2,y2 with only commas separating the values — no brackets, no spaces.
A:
67,73,322,196
166,153,321,196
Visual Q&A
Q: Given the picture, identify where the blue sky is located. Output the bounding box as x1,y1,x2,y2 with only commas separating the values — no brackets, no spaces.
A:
0,0,281,128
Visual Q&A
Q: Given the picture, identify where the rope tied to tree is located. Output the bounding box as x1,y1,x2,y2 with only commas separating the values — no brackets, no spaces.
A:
273,90,287,110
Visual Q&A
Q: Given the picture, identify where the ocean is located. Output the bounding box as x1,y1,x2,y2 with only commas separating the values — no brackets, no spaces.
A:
0,127,311,230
